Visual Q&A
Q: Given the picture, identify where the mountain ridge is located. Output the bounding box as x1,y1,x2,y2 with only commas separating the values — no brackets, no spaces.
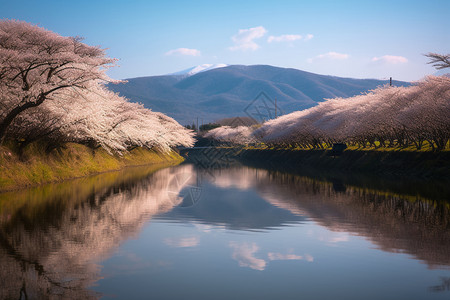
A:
108,65,410,125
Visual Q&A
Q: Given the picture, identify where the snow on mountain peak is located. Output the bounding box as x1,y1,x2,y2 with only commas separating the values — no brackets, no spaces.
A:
169,64,228,77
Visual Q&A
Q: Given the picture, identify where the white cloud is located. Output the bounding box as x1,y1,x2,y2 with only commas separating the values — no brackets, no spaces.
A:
229,242,266,271
267,34,302,43
229,26,267,51
304,34,314,41
372,55,408,64
164,236,200,248
165,48,201,56
318,52,349,60
308,51,349,63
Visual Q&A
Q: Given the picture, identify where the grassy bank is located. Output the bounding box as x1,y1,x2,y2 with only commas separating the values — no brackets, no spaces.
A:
0,163,171,221
0,142,183,192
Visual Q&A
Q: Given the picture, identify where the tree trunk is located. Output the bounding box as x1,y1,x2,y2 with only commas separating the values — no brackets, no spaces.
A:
0,96,45,144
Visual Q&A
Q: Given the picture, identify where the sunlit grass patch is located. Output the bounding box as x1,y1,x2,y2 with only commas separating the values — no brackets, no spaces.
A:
0,142,184,192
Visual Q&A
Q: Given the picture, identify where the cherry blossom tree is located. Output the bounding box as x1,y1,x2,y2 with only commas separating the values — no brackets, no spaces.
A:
0,20,195,152
9,81,195,153
205,125,256,145
207,76,449,151
398,76,450,150
0,20,117,144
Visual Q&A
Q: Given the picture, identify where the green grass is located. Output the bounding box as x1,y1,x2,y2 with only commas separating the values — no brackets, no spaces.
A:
344,141,449,152
0,142,184,192
244,140,449,152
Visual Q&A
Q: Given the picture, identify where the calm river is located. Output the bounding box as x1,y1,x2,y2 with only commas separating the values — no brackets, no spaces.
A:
1,162,449,299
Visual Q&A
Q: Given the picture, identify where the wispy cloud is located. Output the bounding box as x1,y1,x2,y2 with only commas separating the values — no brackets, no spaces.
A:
229,242,266,271
304,34,314,41
164,236,200,248
372,55,408,64
267,33,313,43
165,48,201,56
308,51,349,63
267,34,302,43
229,26,267,51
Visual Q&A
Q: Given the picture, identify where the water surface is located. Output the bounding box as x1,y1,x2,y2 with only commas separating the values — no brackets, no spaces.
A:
1,163,449,299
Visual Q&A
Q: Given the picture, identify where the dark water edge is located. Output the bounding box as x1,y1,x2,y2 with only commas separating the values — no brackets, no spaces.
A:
239,148,450,180
182,147,450,202
240,160,450,205
237,149,450,202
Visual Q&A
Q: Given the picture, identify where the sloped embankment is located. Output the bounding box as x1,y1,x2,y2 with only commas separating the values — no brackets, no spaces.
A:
0,142,183,192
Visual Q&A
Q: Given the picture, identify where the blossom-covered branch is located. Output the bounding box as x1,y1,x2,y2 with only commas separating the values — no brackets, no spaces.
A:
0,20,195,152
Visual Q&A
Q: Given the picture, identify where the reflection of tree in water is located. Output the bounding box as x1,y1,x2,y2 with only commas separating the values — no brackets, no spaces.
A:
0,164,196,299
269,174,450,269
429,277,450,292
208,167,450,269
1,164,449,298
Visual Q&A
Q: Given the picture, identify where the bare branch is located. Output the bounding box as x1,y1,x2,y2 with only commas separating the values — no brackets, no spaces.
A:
424,52,450,70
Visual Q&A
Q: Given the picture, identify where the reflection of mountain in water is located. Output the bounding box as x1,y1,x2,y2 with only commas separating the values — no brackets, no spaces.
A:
157,181,305,230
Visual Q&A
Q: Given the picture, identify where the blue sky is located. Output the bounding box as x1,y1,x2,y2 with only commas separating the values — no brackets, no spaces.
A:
1,0,449,81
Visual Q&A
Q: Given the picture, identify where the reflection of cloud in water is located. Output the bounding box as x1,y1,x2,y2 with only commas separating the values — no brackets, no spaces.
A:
229,242,313,271
213,168,256,190
327,235,349,244
193,222,224,233
308,229,350,244
164,236,200,248
268,250,314,262
268,252,302,260
229,242,267,271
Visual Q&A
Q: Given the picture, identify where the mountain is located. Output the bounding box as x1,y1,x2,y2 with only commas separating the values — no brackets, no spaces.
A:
108,65,410,125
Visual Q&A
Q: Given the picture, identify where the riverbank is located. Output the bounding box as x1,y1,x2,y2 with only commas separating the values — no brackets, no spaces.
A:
0,142,184,192
239,148,450,180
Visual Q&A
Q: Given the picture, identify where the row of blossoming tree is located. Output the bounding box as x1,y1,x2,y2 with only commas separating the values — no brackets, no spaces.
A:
206,74,450,151
0,20,194,153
